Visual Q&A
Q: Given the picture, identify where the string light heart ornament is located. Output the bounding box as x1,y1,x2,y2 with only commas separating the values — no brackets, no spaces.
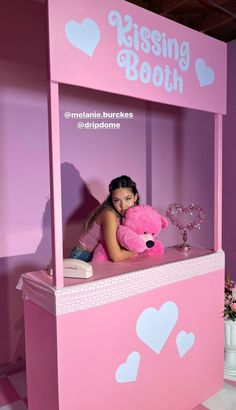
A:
166,203,205,253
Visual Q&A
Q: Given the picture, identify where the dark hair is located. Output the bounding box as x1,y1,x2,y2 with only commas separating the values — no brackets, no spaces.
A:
85,175,139,230
109,175,139,199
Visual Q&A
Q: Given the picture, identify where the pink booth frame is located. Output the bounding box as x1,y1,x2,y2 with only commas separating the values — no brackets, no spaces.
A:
22,1,226,409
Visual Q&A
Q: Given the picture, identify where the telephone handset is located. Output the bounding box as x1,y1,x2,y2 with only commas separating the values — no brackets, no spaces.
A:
63,258,93,279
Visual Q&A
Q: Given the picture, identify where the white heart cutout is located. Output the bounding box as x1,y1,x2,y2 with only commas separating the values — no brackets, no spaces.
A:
136,302,178,354
65,18,100,57
195,58,215,87
176,330,195,357
115,351,140,383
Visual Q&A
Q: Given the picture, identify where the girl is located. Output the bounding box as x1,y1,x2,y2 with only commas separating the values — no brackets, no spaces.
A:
70,175,140,262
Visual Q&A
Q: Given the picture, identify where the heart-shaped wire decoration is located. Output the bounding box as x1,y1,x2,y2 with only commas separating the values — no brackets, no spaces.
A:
166,203,205,252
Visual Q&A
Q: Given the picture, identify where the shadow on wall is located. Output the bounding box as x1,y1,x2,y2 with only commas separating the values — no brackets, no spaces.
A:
62,163,100,257
0,162,100,369
36,162,100,262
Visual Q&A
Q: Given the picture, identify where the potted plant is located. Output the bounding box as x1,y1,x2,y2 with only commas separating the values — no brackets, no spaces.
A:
224,274,236,380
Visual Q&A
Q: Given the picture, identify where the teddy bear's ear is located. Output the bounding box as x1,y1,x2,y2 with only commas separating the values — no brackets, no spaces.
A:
161,215,169,228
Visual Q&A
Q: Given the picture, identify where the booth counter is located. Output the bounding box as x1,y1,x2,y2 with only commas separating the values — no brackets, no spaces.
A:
21,0,227,408
22,247,224,410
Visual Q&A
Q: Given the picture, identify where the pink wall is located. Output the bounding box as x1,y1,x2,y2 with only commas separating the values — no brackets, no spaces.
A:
59,85,147,257
58,86,215,255
222,40,236,281
0,0,229,370
0,0,49,368
150,104,214,249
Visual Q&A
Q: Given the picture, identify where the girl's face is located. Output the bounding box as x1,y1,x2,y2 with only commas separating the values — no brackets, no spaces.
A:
111,188,138,216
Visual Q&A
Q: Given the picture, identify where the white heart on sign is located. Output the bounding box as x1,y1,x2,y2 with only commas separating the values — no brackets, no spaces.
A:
176,330,195,357
136,302,179,354
195,58,215,87
115,351,140,383
65,18,100,57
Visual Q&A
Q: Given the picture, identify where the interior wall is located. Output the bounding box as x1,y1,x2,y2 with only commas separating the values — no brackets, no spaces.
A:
59,85,214,256
59,85,148,257
0,0,49,369
151,103,214,249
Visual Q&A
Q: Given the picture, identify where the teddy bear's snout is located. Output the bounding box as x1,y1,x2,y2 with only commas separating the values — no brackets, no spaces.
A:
146,240,154,248
140,233,155,248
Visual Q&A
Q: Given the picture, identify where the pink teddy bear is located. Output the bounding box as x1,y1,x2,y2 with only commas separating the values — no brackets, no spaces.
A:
92,204,168,262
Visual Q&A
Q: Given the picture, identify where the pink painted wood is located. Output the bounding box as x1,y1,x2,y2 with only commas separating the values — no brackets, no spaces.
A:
47,0,227,114
46,0,225,285
214,114,223,251
23,260,225,410
47,80,64,287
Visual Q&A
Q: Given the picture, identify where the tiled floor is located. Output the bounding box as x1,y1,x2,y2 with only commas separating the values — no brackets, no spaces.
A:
0,370,236,409
0,371,27,410
201,379,236,410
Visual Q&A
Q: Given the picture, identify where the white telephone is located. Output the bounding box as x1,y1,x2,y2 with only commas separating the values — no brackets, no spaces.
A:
63,258,93,279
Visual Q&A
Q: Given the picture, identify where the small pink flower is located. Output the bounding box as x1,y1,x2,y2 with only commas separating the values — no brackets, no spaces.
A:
230,303,236,312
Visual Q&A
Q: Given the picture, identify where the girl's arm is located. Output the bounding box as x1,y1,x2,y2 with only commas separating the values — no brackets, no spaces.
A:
101,209,136,262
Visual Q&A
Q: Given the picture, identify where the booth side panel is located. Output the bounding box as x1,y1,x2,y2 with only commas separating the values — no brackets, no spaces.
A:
56,269,224,410
24,300,59,410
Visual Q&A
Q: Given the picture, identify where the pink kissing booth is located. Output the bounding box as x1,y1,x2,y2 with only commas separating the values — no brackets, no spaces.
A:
21,0,226,409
